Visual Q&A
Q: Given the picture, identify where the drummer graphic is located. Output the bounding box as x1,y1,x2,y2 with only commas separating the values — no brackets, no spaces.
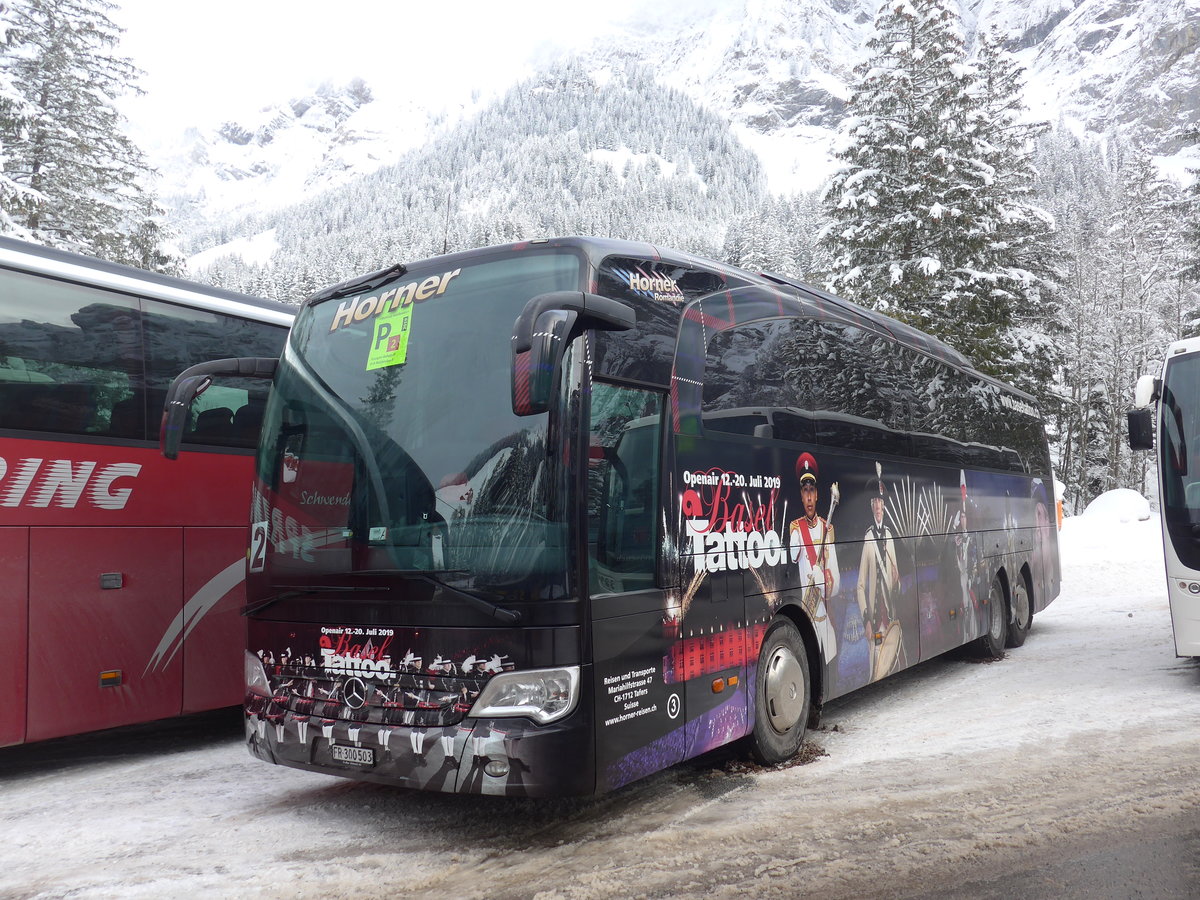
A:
952,470,980,641
788,452,840,660
857,462,903,681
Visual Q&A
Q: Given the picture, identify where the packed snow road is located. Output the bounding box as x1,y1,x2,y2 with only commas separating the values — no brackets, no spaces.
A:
3,505,1199,899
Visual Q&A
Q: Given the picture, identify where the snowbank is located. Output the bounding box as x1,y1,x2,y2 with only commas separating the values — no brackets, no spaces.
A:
1080,488,1152,523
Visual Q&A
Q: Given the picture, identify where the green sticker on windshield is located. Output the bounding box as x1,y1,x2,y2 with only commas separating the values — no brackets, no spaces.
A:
366,303,413,370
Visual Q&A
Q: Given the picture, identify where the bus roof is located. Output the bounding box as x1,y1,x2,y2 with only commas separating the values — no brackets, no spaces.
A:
0,235,295,327
1164,336,1200,364
309,236,1036,406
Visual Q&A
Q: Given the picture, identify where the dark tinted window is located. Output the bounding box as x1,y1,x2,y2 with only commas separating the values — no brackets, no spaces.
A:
0,266,286,444
588,382,663,595
594,256,740,386
807,322,910,456
701,318,815,443
1159,353,1200,568
144,299,283,448
907,351,1036,473
0,267,142,437
266,251,578,586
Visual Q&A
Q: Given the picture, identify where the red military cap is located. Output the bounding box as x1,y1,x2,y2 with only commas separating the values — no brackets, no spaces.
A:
796,452,818,484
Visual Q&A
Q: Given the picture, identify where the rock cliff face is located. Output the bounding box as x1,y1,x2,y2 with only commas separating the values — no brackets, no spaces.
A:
159,0,1199,236
970,0,1200,147
157,81,445,235
592,0,1199,165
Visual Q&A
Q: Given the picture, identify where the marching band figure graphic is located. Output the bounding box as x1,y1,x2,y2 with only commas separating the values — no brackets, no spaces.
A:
952,471,981,640
788,452,840,660
857,462,903,681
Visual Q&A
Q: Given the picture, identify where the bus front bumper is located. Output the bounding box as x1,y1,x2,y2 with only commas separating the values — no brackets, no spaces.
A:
244,706,594,797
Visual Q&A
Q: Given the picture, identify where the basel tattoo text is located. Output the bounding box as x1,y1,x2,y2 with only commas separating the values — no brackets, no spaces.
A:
683,468,786,575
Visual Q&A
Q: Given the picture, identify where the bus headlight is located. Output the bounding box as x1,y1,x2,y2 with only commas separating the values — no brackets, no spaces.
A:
245,650,272,698
468,666,580,724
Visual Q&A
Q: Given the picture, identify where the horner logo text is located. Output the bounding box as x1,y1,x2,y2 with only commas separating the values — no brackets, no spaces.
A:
328,268,462,332
627,271,684,302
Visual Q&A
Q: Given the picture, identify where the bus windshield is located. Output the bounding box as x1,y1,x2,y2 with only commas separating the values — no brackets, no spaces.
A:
1160,350,1200,568
254,250,582,593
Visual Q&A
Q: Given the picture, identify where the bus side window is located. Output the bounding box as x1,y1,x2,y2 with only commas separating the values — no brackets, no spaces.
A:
0,268,142,438
588,382,663,595
700,318,815,443
809,322,911,457
143,298,283,449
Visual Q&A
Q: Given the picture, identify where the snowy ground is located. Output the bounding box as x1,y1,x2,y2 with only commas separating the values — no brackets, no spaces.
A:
3,497,1199,899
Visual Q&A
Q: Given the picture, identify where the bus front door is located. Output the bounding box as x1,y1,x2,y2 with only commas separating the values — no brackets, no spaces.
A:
586,382,685,793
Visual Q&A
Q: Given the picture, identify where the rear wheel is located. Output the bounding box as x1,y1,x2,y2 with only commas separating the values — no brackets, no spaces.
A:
973,575,1007,659
1006,573,1032,648
750,618,811,765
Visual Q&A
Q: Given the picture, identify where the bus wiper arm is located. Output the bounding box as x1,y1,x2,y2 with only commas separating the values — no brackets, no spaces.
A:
345,568,470,577
407,574,522,626
309,263,408,303
244,585,388,616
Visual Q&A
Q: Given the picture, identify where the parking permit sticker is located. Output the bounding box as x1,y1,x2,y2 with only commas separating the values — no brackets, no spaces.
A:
366,303,413,370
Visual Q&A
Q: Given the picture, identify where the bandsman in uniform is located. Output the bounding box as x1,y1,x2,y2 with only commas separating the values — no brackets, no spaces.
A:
953,471,981,641
857,463,902,681
788,452,840,660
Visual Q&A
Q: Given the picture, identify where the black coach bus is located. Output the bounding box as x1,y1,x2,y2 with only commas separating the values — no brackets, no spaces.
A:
162,237,1060,796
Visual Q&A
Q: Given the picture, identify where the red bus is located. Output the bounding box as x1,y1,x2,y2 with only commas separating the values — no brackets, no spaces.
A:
0,236,293,746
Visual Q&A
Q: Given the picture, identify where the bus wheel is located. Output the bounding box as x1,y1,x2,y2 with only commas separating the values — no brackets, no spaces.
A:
974,576,1008,659
1006,574,1032,648
751,618,811,765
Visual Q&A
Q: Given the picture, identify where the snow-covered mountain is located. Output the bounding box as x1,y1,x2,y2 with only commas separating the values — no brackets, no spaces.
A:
971,0,1200,144
154,0,1200,254
156,79,475,241
183,63,772,295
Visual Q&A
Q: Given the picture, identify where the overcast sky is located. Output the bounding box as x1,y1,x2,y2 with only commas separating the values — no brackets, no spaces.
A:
112,0,651,145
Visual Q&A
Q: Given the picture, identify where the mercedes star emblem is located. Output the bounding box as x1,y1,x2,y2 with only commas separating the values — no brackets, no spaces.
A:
342,677,369,710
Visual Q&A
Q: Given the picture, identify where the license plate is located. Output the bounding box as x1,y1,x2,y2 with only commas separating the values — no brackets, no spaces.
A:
331,744,375,766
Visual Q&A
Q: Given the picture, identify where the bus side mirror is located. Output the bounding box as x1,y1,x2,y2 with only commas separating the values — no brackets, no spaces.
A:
1134,374,1160,408
1127,408,1155,451
511,292,635,416
160,357,278,459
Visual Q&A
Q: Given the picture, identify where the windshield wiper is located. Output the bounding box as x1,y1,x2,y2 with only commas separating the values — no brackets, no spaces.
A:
244,584,388,616
343,568,470,577
309,262,408,304
401,573,522,625
246,573,520,624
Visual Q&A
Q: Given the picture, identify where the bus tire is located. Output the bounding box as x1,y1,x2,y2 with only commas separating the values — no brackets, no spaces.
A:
974,575,1008,659
1006,572,1032,648
750,617,811,765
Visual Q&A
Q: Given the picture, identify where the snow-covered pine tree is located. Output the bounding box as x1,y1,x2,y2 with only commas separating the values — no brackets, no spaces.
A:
0,0,176,268
1035,128,1114,509
1102,138,1191,497
969,28,1062,403
1182,132,1200,317
818,0,1071,397
821,0,991,344
0,1,40,236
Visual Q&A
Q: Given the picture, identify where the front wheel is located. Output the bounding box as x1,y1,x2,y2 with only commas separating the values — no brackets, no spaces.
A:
973,575,1008,659
1006,574,1032,648
750,618,811,765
